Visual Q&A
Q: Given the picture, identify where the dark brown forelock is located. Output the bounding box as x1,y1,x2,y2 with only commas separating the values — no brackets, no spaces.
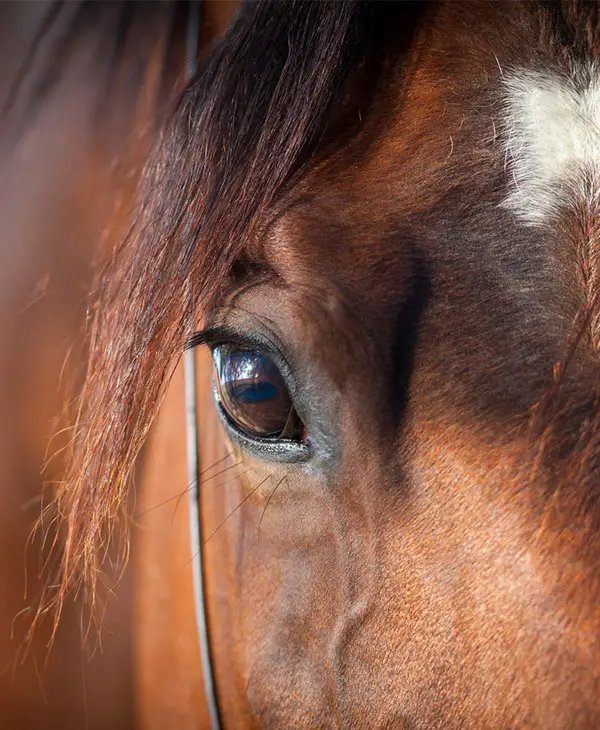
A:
39,1,400,621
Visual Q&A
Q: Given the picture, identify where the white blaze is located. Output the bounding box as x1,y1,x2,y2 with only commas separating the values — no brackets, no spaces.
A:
502,67,600,224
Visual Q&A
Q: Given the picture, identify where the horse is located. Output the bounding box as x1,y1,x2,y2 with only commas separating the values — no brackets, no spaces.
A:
21,0,600,727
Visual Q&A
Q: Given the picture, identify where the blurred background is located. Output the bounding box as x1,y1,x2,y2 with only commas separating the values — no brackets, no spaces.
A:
0,2,237,727
0,3,137,727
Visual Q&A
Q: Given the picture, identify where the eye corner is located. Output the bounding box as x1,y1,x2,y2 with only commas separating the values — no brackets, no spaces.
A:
214,396,312,464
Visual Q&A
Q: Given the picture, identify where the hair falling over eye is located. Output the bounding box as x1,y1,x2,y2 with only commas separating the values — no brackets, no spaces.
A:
28,0,389,629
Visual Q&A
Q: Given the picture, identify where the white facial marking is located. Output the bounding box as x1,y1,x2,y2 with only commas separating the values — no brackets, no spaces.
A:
502,67,600,225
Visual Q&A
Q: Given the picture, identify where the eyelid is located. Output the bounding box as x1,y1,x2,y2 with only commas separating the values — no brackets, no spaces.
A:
187,324,296,389
186,325,239,351
187,324,278,353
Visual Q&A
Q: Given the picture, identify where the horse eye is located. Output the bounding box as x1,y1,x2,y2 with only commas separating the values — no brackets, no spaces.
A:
212,346,304,441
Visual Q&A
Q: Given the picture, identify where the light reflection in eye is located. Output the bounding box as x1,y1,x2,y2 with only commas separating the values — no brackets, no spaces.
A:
212,346,304,440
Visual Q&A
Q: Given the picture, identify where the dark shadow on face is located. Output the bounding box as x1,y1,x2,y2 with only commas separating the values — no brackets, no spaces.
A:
389,252,431,435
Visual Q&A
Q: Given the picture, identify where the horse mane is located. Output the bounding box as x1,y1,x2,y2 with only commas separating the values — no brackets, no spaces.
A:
33,0,399,624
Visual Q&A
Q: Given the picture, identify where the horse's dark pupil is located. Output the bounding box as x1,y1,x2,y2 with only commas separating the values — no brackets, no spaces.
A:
212,346,299,439
230,381,277,403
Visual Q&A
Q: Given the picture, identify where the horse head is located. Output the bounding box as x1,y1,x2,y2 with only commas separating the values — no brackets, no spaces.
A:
55,2,600,727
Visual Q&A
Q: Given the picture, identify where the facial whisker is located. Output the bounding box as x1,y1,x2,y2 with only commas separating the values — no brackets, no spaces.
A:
204,474,272,545
140,453,238,516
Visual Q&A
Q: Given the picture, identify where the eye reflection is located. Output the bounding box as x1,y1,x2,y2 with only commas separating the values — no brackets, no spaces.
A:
212,346,304,440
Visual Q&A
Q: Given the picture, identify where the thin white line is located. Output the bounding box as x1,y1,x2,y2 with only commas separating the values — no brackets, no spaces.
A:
185,2,223,728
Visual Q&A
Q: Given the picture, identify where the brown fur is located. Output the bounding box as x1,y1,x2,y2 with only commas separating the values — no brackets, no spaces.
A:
43,1,600,727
